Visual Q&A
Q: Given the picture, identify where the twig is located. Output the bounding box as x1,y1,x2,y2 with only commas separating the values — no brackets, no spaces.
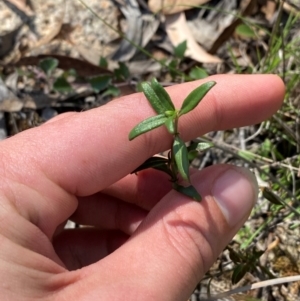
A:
202,274,300,301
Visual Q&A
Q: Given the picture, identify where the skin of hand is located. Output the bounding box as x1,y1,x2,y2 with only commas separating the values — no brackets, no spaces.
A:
0,75,284,301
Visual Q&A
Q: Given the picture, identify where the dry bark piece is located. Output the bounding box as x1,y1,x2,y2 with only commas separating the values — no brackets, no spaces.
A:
149,0,211,14
0,25,23,58
165,12,221,63
72,43,103,67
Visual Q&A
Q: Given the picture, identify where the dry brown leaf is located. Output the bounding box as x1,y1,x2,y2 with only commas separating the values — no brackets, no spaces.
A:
261,1,276,22
165,12,221,63
0,78,23,112
34,20,64,48
25,2,66,52
111,0,143,62
149,0,210,14
73,43,102,66
209,0,256,54
283,2,300,16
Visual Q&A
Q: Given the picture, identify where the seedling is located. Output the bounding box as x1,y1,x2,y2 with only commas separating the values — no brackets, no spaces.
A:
129,78,216,201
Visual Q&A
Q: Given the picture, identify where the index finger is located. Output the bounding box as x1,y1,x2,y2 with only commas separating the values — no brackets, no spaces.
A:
1,75,284,197
0,74,284,238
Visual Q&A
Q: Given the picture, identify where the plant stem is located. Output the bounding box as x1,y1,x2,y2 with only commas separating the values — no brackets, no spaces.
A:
169,115,180,183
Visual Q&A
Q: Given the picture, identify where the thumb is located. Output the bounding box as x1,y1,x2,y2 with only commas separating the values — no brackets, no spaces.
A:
72,165,258,301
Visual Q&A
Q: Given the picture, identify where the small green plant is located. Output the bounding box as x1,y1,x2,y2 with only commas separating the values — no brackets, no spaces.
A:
227,246,266,284
129,78,216,201
38,57,73,93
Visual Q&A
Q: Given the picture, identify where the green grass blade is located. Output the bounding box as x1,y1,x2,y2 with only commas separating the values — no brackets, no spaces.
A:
39,57,58,76
129,114,167,140
173,136,190,181
231,264,248,285
179,81,216,116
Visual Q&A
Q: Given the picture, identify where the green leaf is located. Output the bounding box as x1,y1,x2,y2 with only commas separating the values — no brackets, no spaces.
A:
251,249,264,261
188,67,208,80
173,183,201,201
231,264,249,284
235,23,256,38
129,114,167,140
114,62,129,81
196,142,214,152
188,150,198,161
164,117,176,134
168,59,178,81
39,57,58,76
173,136,190,181
141,80,174,115
153,164,175,178
101,85,120,97
150,78,175,111
174,40,187,59
228,248,242,264
89,75,111,93
262,187,283,206
53,77,72,93
99,56,108,68
65,68,77,77
261,138,272,157
179,81,216,116
136,82,143,92
165,110,175,117
132,156,174,178
141,82,165,114
132,156,168,172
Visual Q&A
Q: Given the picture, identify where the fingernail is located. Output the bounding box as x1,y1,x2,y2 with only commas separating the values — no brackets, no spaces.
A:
212,168,258,227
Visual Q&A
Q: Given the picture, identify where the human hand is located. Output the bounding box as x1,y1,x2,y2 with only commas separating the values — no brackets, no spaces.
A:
0,75,284,300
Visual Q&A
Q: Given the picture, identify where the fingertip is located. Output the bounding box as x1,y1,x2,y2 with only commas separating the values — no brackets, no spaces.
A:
255,74,285,109
211,166,258,228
